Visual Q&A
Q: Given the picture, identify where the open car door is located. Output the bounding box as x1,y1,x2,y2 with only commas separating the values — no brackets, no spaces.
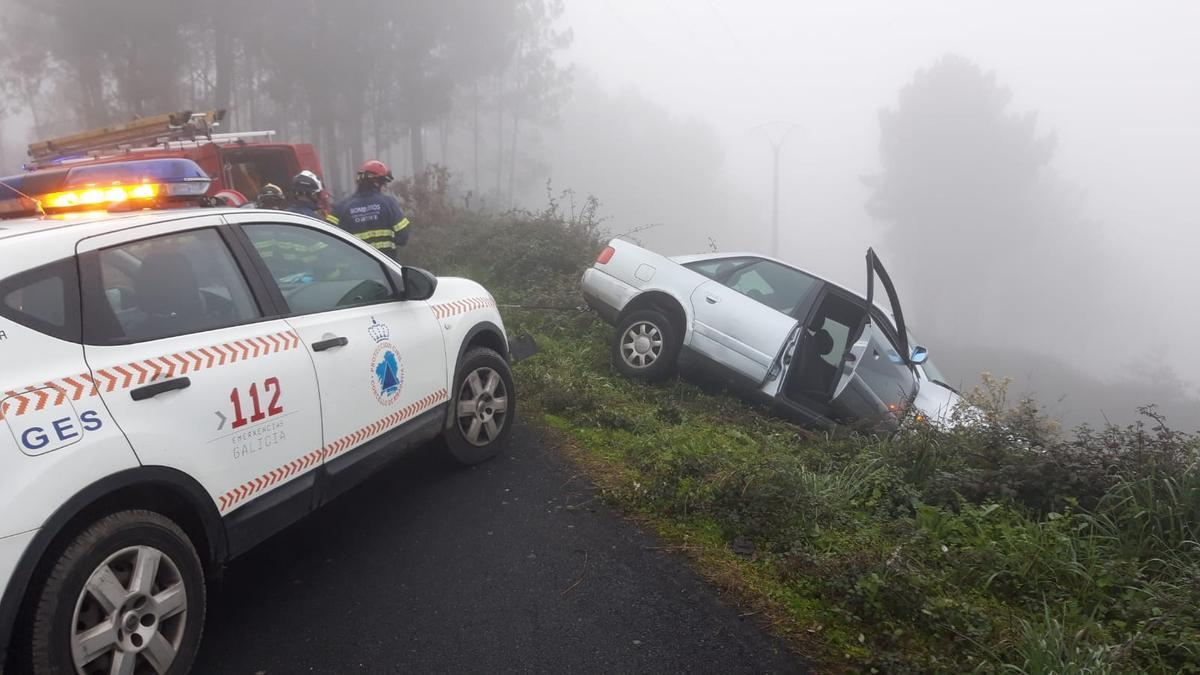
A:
828,249,920,427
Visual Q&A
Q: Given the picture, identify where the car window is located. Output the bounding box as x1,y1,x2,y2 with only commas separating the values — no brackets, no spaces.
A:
84,228,260,344
0,257,80,342
815,316,851,367
684,257,755,281
242,223,398,315
724,260,819,314
869,307,904,358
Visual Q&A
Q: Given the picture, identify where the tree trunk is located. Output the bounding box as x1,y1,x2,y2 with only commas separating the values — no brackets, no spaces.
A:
24,80,44,137
372,83,383,159
322,120,340,195
507,113,520,207
472,80,480,196
344,110,365,178
247,52,258,131
212,13,233,111
309,108,322,179
400,133,410,178
495,75,504,197
77,60,107,127
439,117,449,167
409,124,425,178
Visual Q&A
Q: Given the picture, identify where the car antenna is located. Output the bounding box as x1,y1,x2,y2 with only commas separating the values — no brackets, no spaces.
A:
0,177,45,216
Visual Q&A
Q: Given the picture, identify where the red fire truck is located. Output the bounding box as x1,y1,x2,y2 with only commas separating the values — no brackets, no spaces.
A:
0,110,329,218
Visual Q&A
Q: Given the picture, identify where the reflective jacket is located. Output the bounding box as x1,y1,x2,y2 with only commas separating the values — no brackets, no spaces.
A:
251,235,327,269
326,188,410,257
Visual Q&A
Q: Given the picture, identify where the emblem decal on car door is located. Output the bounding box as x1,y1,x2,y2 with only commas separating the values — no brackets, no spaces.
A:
368,317,405,406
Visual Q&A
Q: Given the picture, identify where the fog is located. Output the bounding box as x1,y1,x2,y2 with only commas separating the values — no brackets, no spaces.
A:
2,0,1197,427
550,0,1200,428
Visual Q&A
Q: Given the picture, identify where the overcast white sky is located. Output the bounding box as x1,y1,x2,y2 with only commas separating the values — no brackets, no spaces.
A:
564,0,1200,383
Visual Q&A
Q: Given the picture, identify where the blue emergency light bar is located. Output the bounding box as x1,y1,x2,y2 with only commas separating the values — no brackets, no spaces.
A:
0,158,212,217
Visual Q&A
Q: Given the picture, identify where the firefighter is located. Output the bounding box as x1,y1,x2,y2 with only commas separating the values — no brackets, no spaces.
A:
327,160,410,259
286,170,325,219
253,183,286,209
250,181,324,271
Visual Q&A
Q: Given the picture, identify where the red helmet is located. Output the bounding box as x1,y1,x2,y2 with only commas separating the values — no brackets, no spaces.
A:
212,189,248,207
358,160,393,182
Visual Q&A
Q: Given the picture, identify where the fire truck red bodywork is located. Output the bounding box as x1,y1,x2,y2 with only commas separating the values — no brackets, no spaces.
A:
64,141,330,209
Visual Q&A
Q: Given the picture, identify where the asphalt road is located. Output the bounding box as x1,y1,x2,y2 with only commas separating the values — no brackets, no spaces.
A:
195,423,804,674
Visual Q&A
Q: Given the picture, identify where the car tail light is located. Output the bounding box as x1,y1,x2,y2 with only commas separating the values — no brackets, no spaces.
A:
596,246,615,264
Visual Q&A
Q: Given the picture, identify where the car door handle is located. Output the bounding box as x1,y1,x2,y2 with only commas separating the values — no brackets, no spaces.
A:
312,336,349,352
130,377,191,402
705,295,720,304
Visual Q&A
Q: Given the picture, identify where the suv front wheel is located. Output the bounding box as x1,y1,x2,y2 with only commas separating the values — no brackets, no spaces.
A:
444,347,516,465
30,510,206,675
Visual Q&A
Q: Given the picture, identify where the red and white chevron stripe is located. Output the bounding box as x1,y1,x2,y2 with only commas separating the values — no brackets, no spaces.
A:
0,330,301,422
217,388,450,513
430,296,497,320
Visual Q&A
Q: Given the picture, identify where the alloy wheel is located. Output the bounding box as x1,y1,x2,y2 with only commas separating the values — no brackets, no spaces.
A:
457,366,509,447
620,321,663,368
71,545,188,675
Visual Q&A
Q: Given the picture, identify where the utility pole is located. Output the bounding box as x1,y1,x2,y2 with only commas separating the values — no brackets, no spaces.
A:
770,139,781,257
753,122,801,257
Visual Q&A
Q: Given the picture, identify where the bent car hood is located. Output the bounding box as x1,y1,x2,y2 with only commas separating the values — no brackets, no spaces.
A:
913,379,964,428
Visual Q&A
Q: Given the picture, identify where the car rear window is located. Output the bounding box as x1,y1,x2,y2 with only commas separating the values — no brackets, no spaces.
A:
0,257,81,342
684,257,756,281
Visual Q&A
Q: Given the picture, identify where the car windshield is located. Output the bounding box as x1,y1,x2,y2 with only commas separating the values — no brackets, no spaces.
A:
907,330,950,384
920,358,949,384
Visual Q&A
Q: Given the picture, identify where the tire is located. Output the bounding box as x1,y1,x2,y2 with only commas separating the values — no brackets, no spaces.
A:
612,309,681,381
30,510,205,675
444,347,516,465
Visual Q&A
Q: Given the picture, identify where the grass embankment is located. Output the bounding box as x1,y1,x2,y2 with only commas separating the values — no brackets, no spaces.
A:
512,318,1200,673
403,189,1200,673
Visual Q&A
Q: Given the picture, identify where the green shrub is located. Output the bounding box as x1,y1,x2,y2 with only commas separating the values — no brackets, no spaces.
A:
1086,466,1200,563
1003,606,1115,675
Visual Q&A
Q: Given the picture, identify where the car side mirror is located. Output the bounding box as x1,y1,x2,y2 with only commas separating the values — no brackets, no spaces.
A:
401,266,438,301
910,345,929,365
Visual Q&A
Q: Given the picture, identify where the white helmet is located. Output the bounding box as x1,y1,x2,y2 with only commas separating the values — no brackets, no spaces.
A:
292,170,323,197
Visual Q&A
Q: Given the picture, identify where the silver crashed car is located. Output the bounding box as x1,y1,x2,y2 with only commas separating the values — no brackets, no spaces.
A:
580,239,962,429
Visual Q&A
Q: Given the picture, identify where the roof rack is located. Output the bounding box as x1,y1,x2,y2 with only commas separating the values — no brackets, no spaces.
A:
157,130,277,149
26,110,227,167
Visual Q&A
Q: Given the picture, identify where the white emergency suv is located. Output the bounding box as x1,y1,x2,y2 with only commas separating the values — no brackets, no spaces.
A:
0,208,515,673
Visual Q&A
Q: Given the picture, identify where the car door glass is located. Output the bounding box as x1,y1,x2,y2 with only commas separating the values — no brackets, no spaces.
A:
87,228,260,344
724,260,818,314
243,223,398,315
869,308,904,361
816,317,851,367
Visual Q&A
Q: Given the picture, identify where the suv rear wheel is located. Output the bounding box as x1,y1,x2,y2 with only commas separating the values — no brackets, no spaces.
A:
30,510,205,675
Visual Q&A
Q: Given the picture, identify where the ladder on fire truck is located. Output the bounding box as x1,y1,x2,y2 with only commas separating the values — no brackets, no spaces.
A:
24,109,273,169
